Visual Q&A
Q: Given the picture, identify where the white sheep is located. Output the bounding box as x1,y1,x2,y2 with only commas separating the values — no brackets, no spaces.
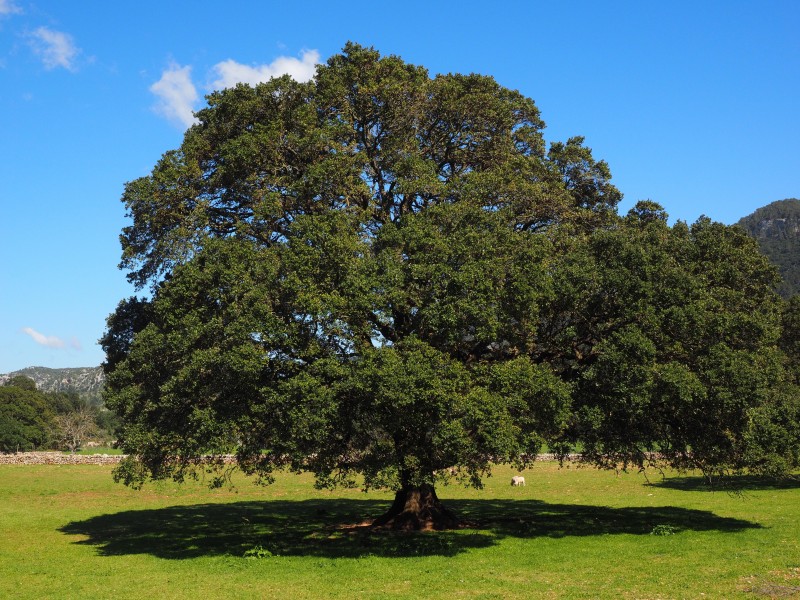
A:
511,475,526,486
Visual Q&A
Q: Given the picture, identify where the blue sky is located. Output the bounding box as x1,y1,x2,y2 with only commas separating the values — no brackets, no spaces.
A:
1,0,798,373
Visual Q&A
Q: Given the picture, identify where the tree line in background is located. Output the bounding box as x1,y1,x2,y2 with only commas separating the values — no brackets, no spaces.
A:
100,43,800,529
0,376,117,453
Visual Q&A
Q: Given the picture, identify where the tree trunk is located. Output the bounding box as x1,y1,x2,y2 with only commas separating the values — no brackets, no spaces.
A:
371,484,461,531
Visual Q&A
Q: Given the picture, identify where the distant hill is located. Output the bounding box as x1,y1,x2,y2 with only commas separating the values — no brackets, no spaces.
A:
736,198,800,299
0,366,104,405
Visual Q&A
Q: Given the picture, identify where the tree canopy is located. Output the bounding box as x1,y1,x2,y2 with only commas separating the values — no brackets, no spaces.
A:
103,44,799,529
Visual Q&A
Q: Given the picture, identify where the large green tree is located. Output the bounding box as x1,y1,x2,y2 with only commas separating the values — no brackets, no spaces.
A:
104,44,797,529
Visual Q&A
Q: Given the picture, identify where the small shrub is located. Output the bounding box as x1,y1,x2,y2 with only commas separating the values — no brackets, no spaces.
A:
243,545,274,559
650,524,678,536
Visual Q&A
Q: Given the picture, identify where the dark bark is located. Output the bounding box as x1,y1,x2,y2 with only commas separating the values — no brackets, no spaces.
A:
371,484,461,531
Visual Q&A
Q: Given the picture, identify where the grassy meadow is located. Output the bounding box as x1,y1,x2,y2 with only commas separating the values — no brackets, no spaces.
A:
1,461,798,599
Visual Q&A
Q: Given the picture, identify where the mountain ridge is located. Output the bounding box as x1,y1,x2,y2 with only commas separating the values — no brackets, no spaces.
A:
0,366,104,403
736,198,800,298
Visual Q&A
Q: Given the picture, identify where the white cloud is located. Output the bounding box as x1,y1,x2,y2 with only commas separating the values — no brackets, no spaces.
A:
149,50,321,128
150,62,199,128
0,0,22,16
22,327,66,349
210,49,320,90
28,26,79,71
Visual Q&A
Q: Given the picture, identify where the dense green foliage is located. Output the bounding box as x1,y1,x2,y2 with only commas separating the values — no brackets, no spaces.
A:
736,198,800,298
0,377,112,452
781,295,800,380
104,44,799,509
0,382,54,452
547,209,798,477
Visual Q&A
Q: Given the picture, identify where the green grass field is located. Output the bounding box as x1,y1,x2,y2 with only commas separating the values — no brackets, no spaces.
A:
1,462,798,599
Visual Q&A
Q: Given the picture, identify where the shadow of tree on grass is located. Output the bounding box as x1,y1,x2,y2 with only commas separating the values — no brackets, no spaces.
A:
447,499,760,539
649,474,800,493
59,497,760,560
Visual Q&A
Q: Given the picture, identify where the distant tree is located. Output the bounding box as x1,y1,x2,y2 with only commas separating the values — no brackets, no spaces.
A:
43,391,112,449
52,407,98,453
4,375,37,391
104,44,799,529
92,407,121,438
45,390,84,415
0,385,54,452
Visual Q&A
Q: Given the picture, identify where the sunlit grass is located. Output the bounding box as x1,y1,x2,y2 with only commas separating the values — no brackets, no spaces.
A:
1,462,798,599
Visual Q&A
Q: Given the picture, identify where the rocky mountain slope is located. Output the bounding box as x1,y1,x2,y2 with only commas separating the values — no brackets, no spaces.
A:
736,198,800,298
0,366,104,404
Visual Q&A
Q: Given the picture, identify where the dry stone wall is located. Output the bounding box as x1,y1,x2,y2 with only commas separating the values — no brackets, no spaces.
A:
0,452,125,465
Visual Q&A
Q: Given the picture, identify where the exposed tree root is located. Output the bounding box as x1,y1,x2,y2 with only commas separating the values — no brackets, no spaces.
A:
371,485,461,531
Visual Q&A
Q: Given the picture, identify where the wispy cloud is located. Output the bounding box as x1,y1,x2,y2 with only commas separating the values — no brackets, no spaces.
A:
150,62,199,128
150,50,321,129
210,49,320,90
0,0,22,16
23,327,66,349
28,26,79,71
